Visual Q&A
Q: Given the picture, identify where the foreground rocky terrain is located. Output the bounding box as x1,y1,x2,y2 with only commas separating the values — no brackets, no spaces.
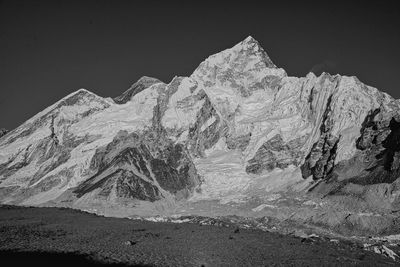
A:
0,205,397,266
1,36,400,236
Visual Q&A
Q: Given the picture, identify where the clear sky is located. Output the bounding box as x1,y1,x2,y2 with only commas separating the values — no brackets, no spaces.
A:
1,0,399,130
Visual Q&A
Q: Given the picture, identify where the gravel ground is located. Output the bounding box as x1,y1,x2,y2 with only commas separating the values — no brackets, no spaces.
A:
0,205,396,266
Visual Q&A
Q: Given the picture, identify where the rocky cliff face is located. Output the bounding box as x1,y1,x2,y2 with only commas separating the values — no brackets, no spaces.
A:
1,36,400,234
0,128,8,138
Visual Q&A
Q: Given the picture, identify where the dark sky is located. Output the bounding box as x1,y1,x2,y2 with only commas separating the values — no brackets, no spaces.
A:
1,0,400,130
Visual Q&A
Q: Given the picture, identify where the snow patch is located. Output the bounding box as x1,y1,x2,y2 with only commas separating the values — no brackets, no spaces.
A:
252,204,277,212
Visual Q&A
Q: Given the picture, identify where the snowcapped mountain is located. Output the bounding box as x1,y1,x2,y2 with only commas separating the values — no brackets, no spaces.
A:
1,36,400,234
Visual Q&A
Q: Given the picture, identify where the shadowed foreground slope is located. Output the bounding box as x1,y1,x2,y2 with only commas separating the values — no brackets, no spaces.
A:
0,205,396,266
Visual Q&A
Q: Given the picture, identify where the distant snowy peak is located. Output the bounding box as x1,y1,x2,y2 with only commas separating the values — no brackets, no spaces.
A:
0,88,110,155
28,88,110,126
114,76,164,104
22,88,111,125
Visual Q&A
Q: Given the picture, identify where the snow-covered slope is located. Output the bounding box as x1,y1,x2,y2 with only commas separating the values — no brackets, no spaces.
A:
1,36,400,234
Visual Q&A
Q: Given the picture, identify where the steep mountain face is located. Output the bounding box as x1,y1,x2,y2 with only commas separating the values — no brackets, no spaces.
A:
1,36,400,234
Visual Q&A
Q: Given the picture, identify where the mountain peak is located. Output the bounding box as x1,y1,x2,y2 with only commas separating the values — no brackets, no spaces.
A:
60,88,104,105
233,36,277,68
136,76,163,85
113,76,163,104
190,36,285,88
241,35,258,45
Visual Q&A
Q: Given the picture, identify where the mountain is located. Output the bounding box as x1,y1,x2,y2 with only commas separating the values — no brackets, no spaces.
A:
1,36,400,235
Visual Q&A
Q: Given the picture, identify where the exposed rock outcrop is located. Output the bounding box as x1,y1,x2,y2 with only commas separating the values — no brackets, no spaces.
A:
301,95,340,180
75,130,200,202
247,134,306,174
0,128,8,138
